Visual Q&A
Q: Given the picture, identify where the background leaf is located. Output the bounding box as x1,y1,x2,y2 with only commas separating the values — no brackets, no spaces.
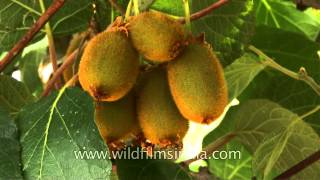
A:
19,38,48,95
0,109,23,179
234,99,320,153
150,0,184,16
224,53,265,101
208,141,252,180
233,99,320,179
243,26,320,134
0,75,34,117
17,88,112,179
116,148,192,180
253,128,320,179
191,0,255,66
0,0,93,51
255,0,320,40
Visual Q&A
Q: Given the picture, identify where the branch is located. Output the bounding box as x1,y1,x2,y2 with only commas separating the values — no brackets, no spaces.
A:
179,0,229,23
181,132,236,166
108,0,125,15
0,0,65,72
41,49,79,97
275,149,320,179
249,45,320,96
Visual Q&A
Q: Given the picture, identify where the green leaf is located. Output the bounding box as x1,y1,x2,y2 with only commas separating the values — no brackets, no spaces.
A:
0,0,93,51
20,38,48,95
234,99,319,152
253,131,320,179
242,100,320,179
0,109,23,179
224,53,265,101
202,102,253,180
116,148,192,180
17,87,112,179
255,0,320,40
244,26,320,134
192,0,255,66
94,0,112,31
208,141,252,180
150,0,184,16
0,75,34,117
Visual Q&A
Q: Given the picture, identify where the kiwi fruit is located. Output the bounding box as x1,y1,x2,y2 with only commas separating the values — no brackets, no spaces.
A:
128,11,185,62
137,68,188,148
79,29,139,102
167,41,228,124
95,92,141,150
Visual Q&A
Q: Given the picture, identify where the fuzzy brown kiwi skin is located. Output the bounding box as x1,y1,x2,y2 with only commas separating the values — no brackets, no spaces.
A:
128,11,185,63
167,41,228,124
78,28,139,102
95,92,142,151
136,68,188,148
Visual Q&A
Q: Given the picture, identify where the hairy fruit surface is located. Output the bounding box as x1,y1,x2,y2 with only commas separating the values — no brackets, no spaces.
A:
167,42,228,124
128,11,185,62
79,29,139,102
95,92,141,150
137,68,188,148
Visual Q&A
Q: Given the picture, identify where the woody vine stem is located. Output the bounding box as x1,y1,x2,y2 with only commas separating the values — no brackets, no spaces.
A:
249,45,320,96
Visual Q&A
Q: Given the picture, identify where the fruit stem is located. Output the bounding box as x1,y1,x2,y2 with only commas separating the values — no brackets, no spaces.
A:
300,105,320,119
111,6,115,22
125,0,133,21
39,0,61,88
249,45,320,96
183,0,192,32
133,0,140,15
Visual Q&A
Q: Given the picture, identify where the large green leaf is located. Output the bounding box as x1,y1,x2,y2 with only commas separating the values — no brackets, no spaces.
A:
255,0,320,40
224,53,265,101
0,75,34,117
202,107,253,180
253,128,320,180
208,140,252,180
17,87,112,179
244,26,320,133
234,99,319,151
234,99,320,179
116,148,192,180
0,109,23,179
0,0,92,51
192,0,255,66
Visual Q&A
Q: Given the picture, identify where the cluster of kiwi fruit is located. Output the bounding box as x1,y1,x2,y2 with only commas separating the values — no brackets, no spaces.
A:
78,11,228,151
